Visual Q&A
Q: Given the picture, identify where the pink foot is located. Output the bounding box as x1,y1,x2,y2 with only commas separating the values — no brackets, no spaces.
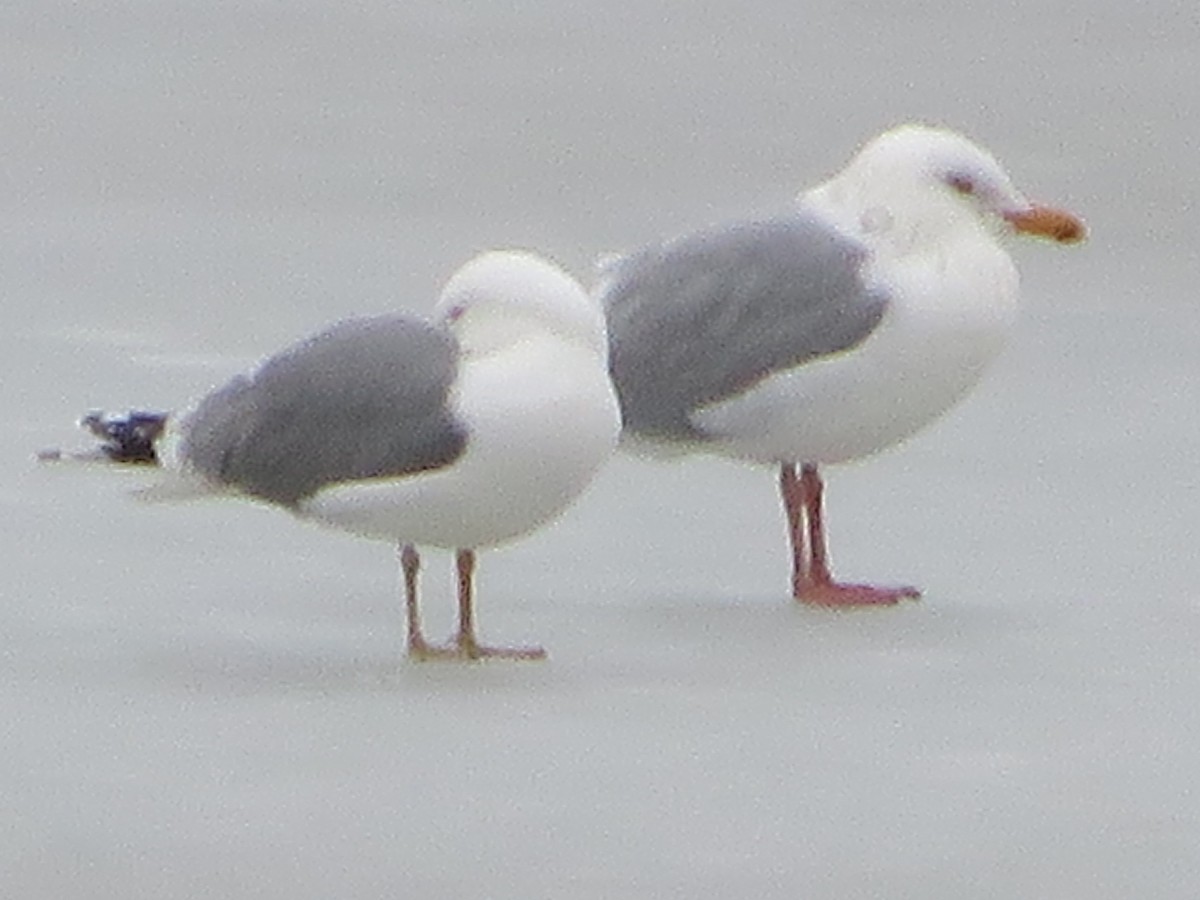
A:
409,636,547,662
795,582,921,607
464,643,547,662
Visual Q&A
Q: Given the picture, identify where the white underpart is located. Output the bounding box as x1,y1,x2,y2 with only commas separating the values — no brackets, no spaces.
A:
692,211,1019,464
145,252,620,546
300,257,621,549
690,127,1026,465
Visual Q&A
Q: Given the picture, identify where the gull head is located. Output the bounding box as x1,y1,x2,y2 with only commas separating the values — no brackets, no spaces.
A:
434,251,609,359
808,124,1086,250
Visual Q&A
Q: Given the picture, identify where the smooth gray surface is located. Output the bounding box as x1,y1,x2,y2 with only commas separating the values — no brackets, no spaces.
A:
180,315,465,505
603,214,885,439
3,2,1199,899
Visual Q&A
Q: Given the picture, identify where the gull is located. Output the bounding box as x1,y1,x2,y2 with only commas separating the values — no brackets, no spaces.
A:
600,124,1086,605
158,251,620,658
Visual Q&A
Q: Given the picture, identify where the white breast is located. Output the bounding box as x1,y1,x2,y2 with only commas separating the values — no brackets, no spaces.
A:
690,232,1021,465
299,335,621,549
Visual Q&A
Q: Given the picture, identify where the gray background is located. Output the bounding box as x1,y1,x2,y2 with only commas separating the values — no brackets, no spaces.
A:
3,1,1198,897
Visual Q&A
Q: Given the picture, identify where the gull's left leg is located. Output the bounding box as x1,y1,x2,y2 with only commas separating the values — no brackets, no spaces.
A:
779,463,812,600
793,464,920,607
453,549,546,660
401,543,461,660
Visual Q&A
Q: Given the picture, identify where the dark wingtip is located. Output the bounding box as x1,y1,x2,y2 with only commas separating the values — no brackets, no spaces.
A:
78,409,170,464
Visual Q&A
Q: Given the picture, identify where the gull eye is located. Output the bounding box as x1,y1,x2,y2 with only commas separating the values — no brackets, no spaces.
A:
444,302,467,322
946,173,975,195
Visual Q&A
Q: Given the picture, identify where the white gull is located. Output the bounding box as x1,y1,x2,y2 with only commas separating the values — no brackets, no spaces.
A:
162,251,620,659
600,123,1086,606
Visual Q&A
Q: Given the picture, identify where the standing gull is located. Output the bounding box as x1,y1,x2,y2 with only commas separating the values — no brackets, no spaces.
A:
160,251,620,659
600,124,1086,606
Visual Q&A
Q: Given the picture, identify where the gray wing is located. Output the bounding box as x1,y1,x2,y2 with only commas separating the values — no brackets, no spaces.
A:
601,213,887,440
179,315,467,506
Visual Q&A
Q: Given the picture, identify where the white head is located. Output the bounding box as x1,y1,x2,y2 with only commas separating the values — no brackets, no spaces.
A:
434,251,609,359
808,124,1085,252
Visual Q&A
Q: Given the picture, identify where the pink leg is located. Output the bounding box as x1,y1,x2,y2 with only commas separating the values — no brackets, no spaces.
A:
454,549,546,661
800,464,833,585
399,544,544,661
783,464,921,606
779,464,810,598
399,543,441,658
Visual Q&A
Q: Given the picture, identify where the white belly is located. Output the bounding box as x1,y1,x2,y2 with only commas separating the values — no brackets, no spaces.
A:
298,338,621,549
690,243,1021,465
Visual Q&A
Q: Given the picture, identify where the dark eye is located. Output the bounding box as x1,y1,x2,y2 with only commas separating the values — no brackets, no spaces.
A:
946,173,975,195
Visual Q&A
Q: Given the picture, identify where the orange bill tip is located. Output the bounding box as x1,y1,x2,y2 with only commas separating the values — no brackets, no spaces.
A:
1005,205,1087,244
